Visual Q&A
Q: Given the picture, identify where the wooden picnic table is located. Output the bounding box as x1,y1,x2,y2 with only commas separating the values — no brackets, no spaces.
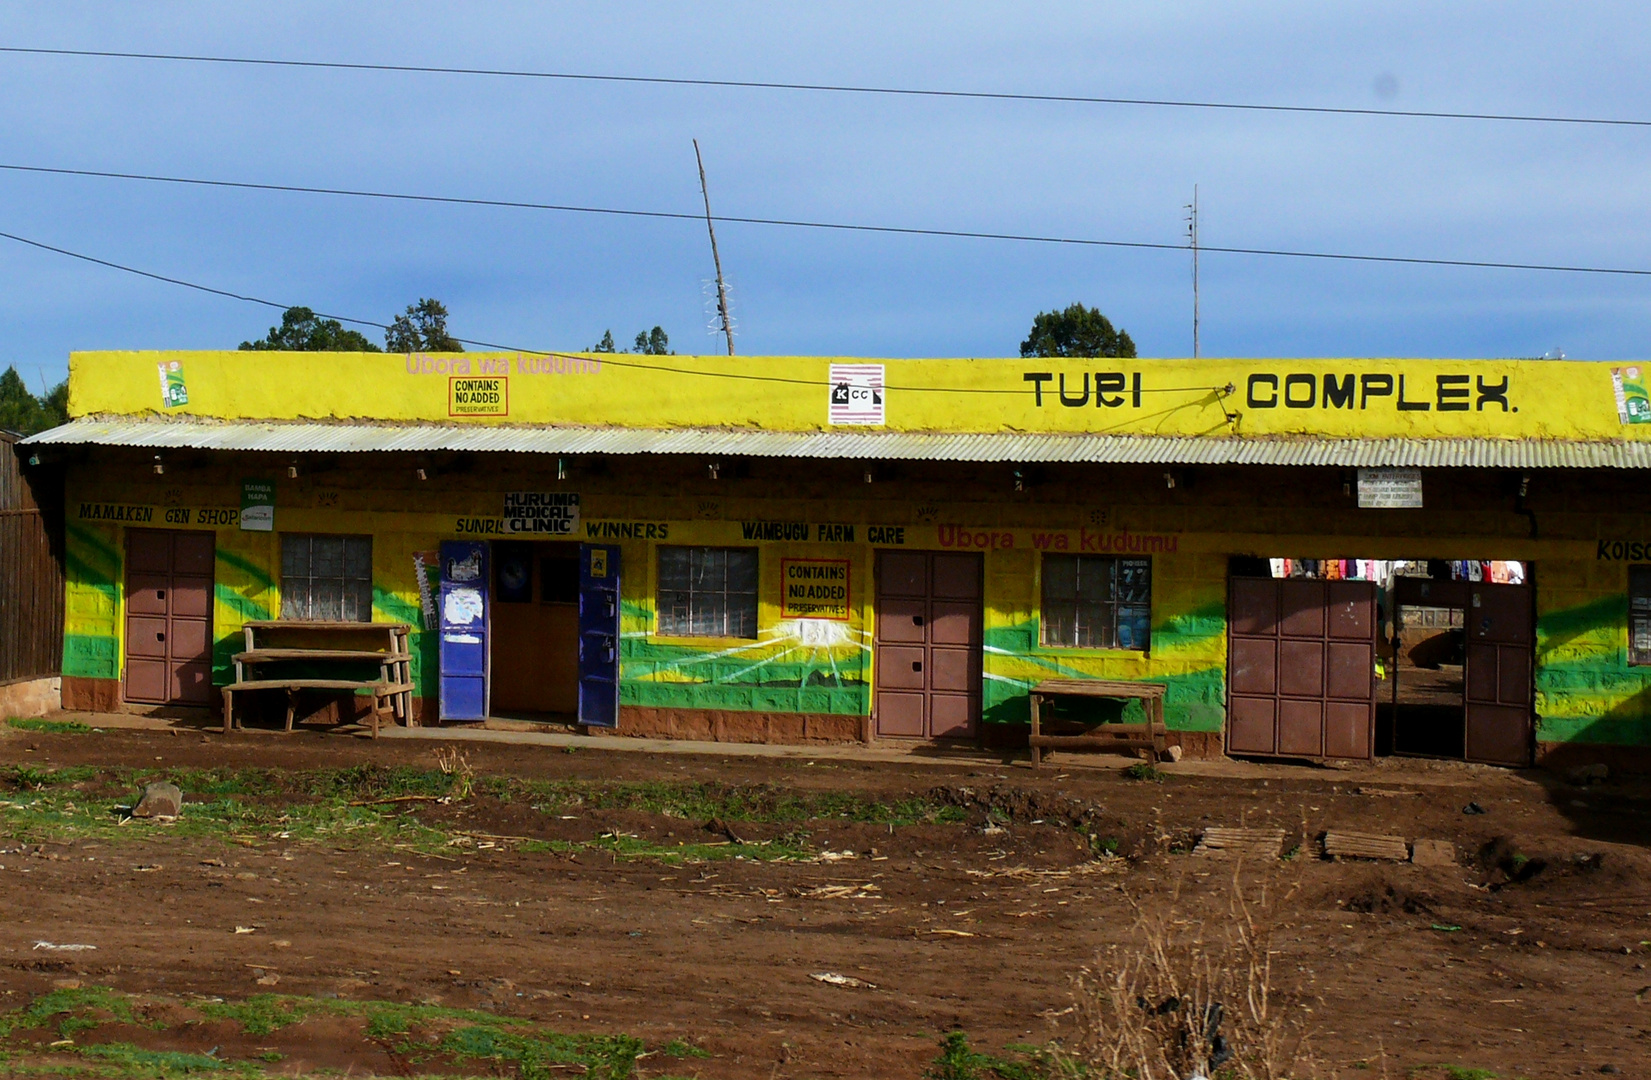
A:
1027,678,1167,769
222,621,414,738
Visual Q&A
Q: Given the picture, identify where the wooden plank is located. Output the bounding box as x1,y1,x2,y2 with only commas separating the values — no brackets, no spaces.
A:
236,649,412,662
243,620,411,632
224,679,413,693
1032,678,1166,699
1322,830,1410,861
1023,736,1155,753
1193,826,1286,859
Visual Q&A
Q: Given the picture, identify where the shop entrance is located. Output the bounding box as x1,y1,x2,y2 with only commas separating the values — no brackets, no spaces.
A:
123,528,215,706
873,551,983,739
1387,572,1534,766
1228,558,1534,766
488,540,582,719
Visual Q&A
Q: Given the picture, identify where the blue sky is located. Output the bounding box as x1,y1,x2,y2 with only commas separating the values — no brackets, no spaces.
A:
1,2,1648,386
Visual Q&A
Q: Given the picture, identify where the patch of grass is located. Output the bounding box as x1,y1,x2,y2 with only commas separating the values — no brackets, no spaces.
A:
193,995,327,1037
521,778,968,827
4,988,680,1080
439,1023,646,1080
657,1038,708,1059
5,718,94,735
76,1042,228,1072
1441,1068,1498,1080
0,985,158,1040
924,1032,1057,1080
1123,762,1163,783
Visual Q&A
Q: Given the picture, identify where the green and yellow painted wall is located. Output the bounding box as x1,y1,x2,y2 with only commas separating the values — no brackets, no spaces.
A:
44,350,1651,756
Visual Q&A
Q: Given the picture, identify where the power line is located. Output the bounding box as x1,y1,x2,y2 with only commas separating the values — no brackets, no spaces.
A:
2,225,1205,395
3,45,1646,130
3,160,1649,278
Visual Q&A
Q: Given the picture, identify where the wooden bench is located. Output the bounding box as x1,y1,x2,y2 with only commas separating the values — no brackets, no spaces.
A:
221,678,413,737
1028,678,1168,769
223,621,414,737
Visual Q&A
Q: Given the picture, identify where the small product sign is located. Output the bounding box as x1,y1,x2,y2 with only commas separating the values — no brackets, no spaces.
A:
1357,467,1424,508
157,360,189,408
503,491,580,535
780,558,851,620
449,376,508,416
828,363,885,426
239,479,275,532
1613,366,1651,425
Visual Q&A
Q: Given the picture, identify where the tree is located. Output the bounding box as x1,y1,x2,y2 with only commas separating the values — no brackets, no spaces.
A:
240,306,380,352
633,326,671,355
0,366,68,436
386,298,463,353
589,327,672,355
1020,303,1136,359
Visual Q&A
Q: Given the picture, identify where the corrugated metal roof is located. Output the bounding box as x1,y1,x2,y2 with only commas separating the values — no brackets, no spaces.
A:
23,416,1651,468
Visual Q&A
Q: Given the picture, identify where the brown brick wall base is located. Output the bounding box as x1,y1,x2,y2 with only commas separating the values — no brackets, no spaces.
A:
583,708,865,744
61,676,121,713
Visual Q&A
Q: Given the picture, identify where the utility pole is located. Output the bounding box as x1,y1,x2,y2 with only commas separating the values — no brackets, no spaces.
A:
694,139,735,357
1186,184,1200,359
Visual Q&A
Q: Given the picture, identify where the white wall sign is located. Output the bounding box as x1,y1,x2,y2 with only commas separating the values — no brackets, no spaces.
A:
1357,468,1423,508
828,364,885,426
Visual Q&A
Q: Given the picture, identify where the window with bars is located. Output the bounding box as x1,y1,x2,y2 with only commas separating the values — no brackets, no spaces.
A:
656,546,758,638
280,534,374,622
1040,555,1151,650
1631,566,1651,666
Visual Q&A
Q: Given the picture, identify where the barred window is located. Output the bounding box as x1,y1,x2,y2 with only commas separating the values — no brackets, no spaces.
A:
657,546,758,638
1631,566,1651,666
1041,555,1151,650
281,534,373,622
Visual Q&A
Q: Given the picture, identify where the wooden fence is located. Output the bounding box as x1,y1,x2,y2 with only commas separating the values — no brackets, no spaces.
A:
0,431,63,684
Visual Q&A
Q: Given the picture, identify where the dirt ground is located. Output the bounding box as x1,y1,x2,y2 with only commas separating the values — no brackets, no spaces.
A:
4,725,1651,1079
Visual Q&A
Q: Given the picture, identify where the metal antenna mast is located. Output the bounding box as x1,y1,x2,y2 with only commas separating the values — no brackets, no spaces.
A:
693,139,735,356
1186,184,1200,358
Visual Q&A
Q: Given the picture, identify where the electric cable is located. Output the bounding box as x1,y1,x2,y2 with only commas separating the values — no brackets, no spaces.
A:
2,45,1646,130
4,161,1649,277
0,227,1188,394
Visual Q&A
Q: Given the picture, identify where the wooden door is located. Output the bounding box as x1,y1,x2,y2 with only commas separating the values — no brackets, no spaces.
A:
489,542,580,716
1464,581,1534,765
1227,576,1377,759
124,529,215,705
874,551,982,739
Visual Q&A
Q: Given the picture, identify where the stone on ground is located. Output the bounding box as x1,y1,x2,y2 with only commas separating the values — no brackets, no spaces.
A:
131,782,183,819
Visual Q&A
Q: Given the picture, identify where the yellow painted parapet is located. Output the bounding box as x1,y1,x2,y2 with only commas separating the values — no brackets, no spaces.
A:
68,352,1651,441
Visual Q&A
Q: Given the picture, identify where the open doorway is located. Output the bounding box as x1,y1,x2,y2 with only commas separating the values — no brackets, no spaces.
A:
489,540,582,720
1385,564,1532,765
1228,557,1532,765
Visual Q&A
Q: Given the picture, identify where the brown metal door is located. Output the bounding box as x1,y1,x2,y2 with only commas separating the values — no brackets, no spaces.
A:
1464,582,1533,766
124,529,215,705
1226,576,1377,759
874,551,982,739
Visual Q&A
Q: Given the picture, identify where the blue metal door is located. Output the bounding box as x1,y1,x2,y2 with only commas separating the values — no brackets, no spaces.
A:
438,540,489,721
578,544,621,728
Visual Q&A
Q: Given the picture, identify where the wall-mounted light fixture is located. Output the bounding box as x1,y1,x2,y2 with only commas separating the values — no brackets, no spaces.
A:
1163,470,1177,489
1013,467,1025,493
287,461,299,479
707,461,721,480
863,467,873,484
152,454,165,476
557,457,568,481
416,468,427,482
